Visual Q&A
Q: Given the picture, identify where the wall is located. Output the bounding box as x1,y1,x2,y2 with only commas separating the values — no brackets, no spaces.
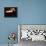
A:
20,0,46,24
0,0,46,44
0,0,20,44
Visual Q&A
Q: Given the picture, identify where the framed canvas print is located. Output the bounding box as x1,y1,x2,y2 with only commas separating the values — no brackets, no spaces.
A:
18,24,46,41
4,7,17,17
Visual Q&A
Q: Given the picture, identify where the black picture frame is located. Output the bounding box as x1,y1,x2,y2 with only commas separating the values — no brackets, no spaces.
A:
4,7,17,17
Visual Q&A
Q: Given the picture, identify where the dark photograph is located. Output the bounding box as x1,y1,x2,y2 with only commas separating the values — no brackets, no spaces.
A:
4,7,17,17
